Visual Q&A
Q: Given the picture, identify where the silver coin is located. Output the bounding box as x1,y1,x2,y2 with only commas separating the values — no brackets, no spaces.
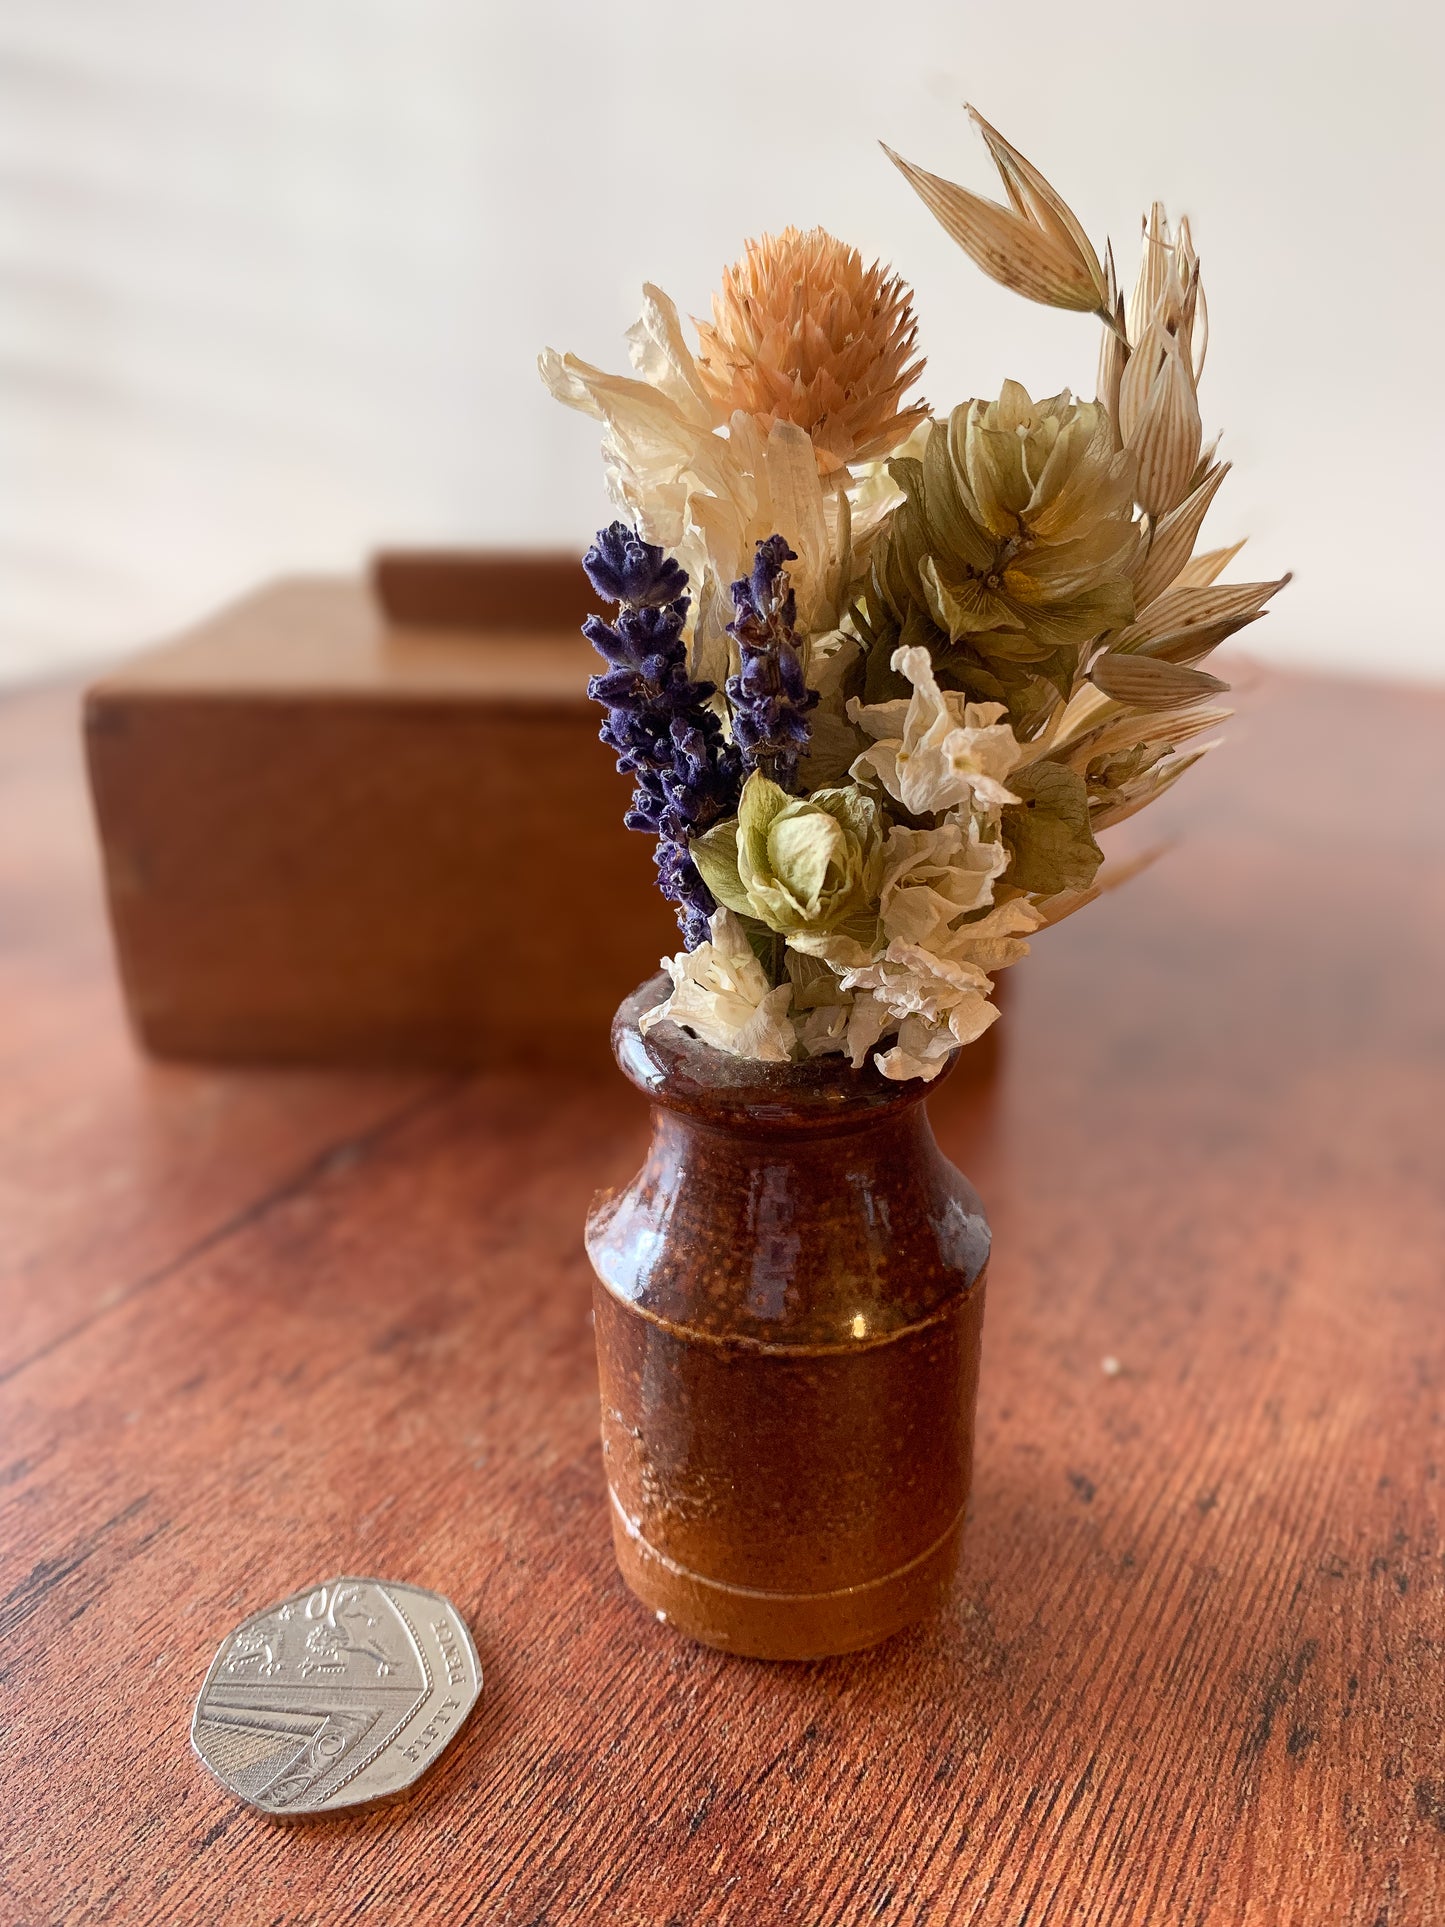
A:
191,1576,482,1815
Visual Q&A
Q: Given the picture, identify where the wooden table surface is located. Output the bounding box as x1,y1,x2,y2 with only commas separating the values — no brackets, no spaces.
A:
2,669,1443,1926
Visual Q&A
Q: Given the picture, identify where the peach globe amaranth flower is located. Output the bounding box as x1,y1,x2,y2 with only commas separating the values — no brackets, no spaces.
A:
694,227,930,479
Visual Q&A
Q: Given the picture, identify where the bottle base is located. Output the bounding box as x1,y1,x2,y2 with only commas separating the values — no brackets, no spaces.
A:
606,1488,966,1661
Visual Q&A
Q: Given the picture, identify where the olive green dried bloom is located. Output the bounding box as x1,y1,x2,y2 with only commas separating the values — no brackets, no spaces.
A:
860,381,1138,715
690,772,884,941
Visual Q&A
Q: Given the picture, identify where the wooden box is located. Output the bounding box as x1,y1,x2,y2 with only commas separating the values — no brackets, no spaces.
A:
84,561,680,1068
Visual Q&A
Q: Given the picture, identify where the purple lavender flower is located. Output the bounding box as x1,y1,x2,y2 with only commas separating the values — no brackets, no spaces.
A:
582,521,689,609
583,522,741,948
725,535,818,793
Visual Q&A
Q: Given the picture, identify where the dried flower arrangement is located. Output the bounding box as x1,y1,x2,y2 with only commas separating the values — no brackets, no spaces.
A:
541,110,1288,1080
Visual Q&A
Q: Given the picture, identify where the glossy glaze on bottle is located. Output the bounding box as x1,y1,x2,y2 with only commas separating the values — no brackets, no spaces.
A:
585,977,990,1660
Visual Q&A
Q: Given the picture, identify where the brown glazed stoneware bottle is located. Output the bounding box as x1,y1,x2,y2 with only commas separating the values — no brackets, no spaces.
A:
585,975,990,1661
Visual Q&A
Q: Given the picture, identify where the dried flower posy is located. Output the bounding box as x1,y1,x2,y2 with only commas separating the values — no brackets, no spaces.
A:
541,111,1288,1079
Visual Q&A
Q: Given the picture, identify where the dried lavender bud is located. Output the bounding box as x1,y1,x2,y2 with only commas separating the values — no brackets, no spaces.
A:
725,535,818,793
583,522,741,945
583,522,689,609
654,840,715,952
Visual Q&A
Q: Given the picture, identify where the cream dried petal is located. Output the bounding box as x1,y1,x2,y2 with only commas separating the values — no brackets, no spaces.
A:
785,929,875,973
945,897,1046,974
851,696,911,744
626,283,718,426
875,1021,955,1083
845,991,894,1069
761,419,834,633
538,352,696,463
796,1001,852,1058
539,346,714,553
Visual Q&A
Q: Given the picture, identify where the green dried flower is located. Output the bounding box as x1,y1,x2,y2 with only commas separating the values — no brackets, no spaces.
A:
691,773,884,941
860,381,1139,723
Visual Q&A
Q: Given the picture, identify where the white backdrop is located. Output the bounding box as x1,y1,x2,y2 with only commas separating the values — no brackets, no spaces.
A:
1,0,1440,683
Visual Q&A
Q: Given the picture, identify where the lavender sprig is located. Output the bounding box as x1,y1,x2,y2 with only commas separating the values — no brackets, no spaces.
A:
583,522,741,949
725,535,819,794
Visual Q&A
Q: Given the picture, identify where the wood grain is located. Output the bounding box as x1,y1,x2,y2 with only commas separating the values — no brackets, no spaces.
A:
2,669,1444,1925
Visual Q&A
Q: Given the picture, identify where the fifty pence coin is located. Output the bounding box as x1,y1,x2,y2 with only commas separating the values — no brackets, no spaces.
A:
191,1576,481,1815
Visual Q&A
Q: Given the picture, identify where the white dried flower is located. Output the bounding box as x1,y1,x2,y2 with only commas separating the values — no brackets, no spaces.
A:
878,818,1010,954
539,284,714,549
785,957,906,1072
849,646,1025,816
943,896,1045,973
541,285,857,687
641,909,795,1062
838,943,1001,1082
